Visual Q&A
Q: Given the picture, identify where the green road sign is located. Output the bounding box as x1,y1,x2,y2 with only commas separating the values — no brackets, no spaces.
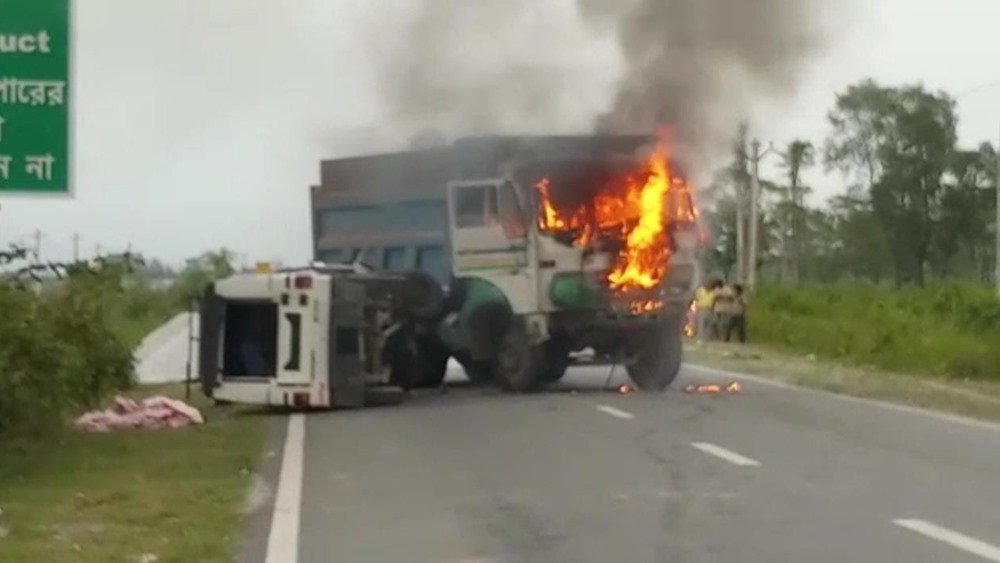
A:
0,0,71,195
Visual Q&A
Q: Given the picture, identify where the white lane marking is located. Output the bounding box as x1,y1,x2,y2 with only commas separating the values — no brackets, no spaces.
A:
597,405,635,420
685,363,1000,433
894,519,1000,562
265,414,306,563
690,442,761,467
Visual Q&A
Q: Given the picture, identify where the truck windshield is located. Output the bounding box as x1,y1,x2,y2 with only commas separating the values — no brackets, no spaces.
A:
534,164,647,247
531,157,695,249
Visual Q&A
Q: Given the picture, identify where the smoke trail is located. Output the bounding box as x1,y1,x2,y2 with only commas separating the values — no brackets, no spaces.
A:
578,0,832,166
371,0,616,141
375,0,838,167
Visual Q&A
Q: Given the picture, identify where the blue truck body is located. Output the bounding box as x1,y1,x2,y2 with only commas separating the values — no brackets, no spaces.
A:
310,135,654,284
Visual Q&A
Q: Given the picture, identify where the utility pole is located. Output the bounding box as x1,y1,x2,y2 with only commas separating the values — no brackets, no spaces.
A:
736,194,746,283
995,123,1000,297
734,124,750,284
32,229,41,263
72,233,80,262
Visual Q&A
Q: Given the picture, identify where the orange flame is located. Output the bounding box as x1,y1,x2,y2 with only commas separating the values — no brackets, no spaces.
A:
607,151,670,291
535,144,698,299
683,299,697,337
684,381,742,394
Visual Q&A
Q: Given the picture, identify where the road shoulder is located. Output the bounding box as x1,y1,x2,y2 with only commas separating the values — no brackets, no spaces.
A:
684,341,1000,424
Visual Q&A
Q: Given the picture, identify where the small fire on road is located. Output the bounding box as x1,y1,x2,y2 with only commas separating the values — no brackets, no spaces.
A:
683,299,696,337
684,381,742,394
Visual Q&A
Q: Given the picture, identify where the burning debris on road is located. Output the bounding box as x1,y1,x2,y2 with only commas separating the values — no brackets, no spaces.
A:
684,381,742,394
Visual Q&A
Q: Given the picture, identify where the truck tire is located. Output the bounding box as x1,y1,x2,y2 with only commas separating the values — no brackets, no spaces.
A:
626,315,684,392
541,355,570,384
453,351,494,386
540,338,572,384
494,320,552,393
401,271,445,321
413,335,450,388
385,327,419,391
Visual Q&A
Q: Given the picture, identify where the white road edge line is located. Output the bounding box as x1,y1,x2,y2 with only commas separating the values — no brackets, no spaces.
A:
265,414,306,563
597,405,635,420
690,442,761,467
894,519,1000,562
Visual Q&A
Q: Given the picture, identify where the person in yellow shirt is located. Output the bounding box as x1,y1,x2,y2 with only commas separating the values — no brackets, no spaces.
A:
693,278,722,342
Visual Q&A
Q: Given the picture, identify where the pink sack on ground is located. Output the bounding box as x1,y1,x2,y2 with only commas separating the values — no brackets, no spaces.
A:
74,395,205,432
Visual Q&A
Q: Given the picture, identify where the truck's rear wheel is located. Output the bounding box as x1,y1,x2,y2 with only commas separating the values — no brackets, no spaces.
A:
414,336,450,388
385,328,419,390
495,320,554,393
626,315,684,392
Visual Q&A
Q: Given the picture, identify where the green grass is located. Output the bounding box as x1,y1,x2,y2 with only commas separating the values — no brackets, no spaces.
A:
747,282,1000,381
0,385,269,563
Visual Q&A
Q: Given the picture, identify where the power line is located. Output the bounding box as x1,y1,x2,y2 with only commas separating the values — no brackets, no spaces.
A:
955,79,1000,100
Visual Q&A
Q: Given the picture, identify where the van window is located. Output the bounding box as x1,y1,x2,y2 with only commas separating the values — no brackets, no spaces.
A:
222,301,278,377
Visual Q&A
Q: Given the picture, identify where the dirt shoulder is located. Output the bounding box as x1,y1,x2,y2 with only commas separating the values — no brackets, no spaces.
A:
684,341,1000,422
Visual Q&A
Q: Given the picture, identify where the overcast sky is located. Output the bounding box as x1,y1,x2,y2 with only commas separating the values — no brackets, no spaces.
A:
1,0,999,267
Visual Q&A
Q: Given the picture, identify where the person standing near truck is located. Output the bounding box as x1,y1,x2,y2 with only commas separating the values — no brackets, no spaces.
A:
693,278,721,342
715,283,747,343
721,283,748,343
711,282,735,340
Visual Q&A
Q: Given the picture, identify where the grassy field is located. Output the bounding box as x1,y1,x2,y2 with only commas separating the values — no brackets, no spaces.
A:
0,385,269,563
746,283,1000,381
685,341,1000,422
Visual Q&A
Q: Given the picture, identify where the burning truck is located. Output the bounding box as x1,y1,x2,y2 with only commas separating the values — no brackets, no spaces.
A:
311,135,702,393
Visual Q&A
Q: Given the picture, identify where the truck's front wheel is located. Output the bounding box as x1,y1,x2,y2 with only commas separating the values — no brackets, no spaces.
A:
626,314,684,392
495,320,559,393
414,335,450,388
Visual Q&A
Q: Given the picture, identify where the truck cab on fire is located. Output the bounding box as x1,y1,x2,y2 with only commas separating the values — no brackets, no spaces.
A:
440,147,701,392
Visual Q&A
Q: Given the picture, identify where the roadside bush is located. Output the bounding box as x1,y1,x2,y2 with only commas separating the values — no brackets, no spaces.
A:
749,282,1000,381
0,257,180,437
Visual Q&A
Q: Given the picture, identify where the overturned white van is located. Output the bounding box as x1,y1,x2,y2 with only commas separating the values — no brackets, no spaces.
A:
197,263,447,409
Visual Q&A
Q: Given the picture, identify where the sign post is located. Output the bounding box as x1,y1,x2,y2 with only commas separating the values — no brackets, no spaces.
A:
0,0,72,195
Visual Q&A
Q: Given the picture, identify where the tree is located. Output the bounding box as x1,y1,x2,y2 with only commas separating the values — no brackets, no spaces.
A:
823,79,895,190
934,143,997,280
777,139,815,283
824,80,958,285
172,249,237,304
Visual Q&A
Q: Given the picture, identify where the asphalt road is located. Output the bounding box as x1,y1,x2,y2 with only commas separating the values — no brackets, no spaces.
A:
274,361,1000,563
136,312,197,384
